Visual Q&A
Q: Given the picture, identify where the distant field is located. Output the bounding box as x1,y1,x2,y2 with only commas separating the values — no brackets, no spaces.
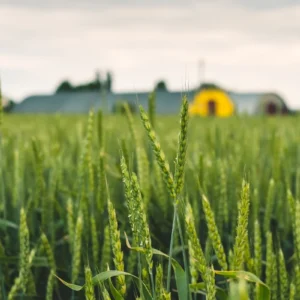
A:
1,108,300,299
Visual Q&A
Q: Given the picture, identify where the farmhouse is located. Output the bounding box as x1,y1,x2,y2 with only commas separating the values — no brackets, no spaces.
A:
11,84,290,116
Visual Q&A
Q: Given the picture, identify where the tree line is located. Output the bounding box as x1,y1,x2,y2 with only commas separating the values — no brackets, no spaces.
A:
55,72,168,94
55,71,113,93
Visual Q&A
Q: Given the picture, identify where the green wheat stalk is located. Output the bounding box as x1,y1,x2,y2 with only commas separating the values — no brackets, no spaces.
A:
202,194,228,270
107,196,126,295
232,180,250,270
84,266,96,300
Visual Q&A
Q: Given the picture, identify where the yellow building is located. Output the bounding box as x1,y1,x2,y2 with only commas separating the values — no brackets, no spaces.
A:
188,86,289,117
189,88,235,117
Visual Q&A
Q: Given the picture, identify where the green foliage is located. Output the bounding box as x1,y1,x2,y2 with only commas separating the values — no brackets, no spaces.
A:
154,80,168,91
55,71,113,93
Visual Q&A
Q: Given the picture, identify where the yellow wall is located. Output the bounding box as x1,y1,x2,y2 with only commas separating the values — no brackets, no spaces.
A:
189,89,235,117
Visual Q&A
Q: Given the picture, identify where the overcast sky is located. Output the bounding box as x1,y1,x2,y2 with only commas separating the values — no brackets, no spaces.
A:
1,0,300,108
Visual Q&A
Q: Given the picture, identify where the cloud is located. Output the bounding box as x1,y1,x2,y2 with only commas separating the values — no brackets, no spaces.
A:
0,1,300,108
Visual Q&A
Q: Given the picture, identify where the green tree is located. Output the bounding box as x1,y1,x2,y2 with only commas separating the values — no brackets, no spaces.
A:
3,100,15,112
154,80,168,91
55,71,113,94
55,81,73,93
198,82,221,90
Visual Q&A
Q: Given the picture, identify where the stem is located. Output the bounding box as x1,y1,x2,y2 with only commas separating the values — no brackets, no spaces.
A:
149,269,155,299
138,253,144,299
167,204,178,292
0,137,5,220
0,266,5,300
176,213,191,299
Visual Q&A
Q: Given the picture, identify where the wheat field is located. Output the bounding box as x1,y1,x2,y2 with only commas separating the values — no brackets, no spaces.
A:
0,95,300,300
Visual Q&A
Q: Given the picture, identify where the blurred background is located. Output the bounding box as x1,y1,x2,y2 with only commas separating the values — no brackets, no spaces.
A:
1,0,300,113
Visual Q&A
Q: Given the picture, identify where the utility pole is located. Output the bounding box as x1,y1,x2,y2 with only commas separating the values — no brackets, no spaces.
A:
198,59,205,85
